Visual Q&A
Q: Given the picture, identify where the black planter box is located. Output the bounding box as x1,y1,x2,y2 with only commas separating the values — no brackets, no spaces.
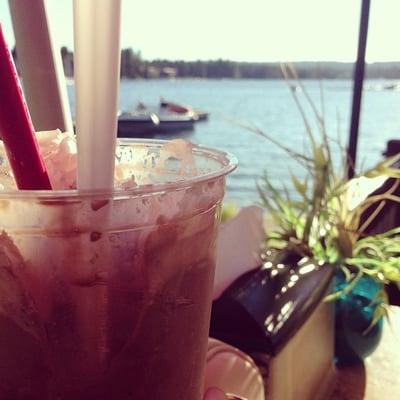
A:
210,253,334,356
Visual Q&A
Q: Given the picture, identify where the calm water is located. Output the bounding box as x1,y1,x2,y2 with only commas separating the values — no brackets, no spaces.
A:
68,79,400,205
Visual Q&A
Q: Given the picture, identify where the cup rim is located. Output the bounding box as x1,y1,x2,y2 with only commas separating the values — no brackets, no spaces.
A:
0,138,238,200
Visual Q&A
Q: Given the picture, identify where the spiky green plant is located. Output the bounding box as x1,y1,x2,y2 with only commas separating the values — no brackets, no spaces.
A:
240,63,400,323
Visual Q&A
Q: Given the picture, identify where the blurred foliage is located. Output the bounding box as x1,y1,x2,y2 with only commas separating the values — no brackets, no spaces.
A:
221,202,239,223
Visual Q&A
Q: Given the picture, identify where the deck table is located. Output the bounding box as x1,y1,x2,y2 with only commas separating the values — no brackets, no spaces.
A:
329,306,400,399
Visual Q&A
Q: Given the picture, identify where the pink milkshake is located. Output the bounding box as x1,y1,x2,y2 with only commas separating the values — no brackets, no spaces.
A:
0,136,236,399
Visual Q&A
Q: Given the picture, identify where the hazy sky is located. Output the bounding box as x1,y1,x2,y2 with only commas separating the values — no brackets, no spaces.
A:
1,0,400,62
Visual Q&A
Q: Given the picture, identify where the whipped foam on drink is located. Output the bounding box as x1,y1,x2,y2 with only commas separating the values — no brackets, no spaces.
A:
0,130,198,191
0,130,77,190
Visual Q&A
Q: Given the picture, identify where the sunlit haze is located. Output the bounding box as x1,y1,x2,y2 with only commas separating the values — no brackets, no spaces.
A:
1,0,400,62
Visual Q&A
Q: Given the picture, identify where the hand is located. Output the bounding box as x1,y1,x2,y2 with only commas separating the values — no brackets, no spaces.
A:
204,387,247,400
204,388,227,400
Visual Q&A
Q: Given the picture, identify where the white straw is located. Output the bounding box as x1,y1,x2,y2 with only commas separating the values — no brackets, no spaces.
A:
9,0,73,133
73,0,121,190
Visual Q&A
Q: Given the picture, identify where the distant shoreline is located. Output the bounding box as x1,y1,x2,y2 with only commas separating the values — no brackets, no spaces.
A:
65,77,400,83
59,47,400,80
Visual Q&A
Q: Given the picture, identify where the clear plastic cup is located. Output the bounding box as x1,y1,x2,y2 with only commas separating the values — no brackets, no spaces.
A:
0,139,237,400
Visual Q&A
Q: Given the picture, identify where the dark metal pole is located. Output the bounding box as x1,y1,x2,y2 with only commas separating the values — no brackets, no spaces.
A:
347,0,371,179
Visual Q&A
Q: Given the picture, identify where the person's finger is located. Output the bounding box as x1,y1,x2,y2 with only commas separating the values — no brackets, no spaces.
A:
204,387,249,400
203,387,227,400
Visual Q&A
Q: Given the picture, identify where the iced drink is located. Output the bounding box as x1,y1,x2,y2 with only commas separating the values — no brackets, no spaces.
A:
0,135,236,399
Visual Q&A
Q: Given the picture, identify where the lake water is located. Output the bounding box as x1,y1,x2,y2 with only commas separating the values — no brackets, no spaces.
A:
67,79,400,205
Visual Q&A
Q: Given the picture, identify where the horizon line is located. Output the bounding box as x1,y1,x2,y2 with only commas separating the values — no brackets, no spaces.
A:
58,48,400,64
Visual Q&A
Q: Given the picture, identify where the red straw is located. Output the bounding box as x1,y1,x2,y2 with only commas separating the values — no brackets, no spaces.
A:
0,24,52,190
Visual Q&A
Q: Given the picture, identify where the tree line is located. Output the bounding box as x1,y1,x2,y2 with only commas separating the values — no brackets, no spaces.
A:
60,47,400,80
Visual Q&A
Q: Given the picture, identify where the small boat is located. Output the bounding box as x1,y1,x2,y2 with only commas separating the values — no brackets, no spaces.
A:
118,109,195,137
383,83,400,91
160,99,209,121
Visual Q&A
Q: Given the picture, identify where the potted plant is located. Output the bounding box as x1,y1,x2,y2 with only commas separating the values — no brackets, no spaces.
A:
248,64,400,364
